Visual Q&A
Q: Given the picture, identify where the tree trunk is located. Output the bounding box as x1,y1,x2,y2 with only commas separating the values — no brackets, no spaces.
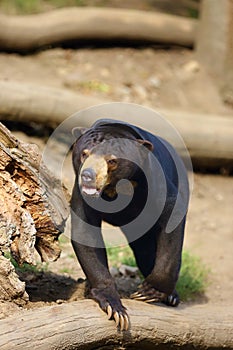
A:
221,0,233,105
196,0,233,105
0,7,197,52
0,122,69,303
0,299,232,349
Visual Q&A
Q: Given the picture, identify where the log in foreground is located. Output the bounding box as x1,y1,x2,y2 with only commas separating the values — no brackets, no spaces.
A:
0,122,69,303
0,299,232,349
0,80,233,171
0,7,197,52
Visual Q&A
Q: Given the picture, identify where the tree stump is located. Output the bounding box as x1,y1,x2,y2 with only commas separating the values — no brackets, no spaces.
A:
0,122,69,304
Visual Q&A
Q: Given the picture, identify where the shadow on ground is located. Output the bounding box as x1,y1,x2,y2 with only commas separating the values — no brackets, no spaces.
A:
18,269,87,303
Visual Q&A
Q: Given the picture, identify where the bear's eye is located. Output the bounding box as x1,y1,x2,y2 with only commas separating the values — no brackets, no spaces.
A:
81,149,89,162
108,159,117,165
107,158,118,170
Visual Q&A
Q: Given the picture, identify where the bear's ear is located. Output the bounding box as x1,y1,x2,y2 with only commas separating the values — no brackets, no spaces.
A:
137,139,154,152
72,127,87,140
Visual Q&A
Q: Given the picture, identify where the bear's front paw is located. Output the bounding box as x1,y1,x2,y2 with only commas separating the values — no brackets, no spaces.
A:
91,287,129,331
130,281,179,306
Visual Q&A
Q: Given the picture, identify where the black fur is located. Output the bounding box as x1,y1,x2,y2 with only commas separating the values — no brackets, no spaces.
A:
71,119,189,325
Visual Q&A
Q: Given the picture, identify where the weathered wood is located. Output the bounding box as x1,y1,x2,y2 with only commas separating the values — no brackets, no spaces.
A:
0,80,233,171
0,122,69,302
0,299,232,349
0,7,197,52
0,256,28,305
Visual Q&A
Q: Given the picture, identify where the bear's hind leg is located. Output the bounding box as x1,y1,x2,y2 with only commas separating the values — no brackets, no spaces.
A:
129,220,185,306
131,281,179,306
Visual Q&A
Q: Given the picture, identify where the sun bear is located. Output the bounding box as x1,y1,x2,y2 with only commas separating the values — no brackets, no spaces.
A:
71,119,189,331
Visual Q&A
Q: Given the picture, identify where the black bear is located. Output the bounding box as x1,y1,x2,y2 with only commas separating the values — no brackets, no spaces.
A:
71,119,189,331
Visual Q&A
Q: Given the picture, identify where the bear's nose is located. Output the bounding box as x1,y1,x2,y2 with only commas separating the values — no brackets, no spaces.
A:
81,168,96,183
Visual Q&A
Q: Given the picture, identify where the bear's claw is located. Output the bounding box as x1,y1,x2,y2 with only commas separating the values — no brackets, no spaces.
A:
165,293,180,306
107,304,113,319
130,282,179,306
106,304,129,331
91,287,129,330
131,289,166,303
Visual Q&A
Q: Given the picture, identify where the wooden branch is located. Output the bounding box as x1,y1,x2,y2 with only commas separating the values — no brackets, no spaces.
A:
0,300,232,349
0,122,69,302
1,80,233,171
0,7,197,52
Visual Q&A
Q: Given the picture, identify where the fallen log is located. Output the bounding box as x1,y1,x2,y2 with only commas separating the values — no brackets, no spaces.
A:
0,7,197,52
0,122,69,303
159,108,233,172
0,80,233,172
0,299,232,349
0,80,102,127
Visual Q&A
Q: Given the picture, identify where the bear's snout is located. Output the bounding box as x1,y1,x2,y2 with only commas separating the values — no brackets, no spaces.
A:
80,167,99,196
79,153,109,197
81,168,96,183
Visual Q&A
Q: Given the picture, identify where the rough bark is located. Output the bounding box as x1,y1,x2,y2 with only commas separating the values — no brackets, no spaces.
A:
0,122,69,303
1,80,233,172
0,7,197,52
0,300,232,350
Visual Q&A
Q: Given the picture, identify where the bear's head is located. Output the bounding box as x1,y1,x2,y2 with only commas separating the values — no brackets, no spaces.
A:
72,122,153,198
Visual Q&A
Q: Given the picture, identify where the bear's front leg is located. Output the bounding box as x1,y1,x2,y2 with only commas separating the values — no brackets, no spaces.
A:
72,239,129,330
71,191,129,330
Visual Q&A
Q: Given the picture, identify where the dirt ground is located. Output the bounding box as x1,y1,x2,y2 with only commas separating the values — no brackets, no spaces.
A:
0,41,233,321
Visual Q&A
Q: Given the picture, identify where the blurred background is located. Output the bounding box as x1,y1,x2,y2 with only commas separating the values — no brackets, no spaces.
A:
0,0,232,326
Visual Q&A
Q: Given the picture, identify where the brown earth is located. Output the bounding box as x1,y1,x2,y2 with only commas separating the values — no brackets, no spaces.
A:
0,41,232,325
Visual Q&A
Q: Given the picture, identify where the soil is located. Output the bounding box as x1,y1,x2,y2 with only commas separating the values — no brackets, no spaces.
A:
0,8,232,331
